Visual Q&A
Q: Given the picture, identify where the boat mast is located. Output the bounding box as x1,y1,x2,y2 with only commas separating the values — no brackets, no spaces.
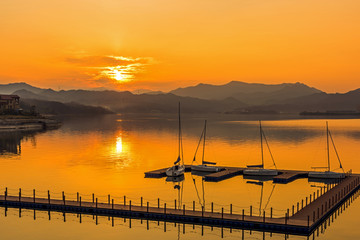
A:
326,121,330,172
178,102,182,164
260,120,264,168
202,120,207,165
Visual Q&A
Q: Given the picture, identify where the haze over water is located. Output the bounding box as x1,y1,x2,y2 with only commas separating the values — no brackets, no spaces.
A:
1,114,360,239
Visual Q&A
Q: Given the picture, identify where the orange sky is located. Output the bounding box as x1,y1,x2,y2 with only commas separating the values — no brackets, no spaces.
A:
0,0,359,92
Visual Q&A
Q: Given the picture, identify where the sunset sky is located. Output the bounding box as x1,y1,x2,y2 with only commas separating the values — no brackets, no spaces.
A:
0,0,359,92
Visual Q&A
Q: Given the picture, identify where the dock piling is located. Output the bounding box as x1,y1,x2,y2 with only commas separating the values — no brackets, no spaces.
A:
270,207,273,218
158,198,160,208
221,207,224,219
130,200,131,211
211,202,213,213
92,193,94,203
230,204,232,215
96,198,98,209
108,194,110,205
112,199,114,209
19,188,21,202
250,205,252,216
33,189,35,203
147,202,149,212
77,192,79,202
48,190,50,204
183,204,185,215
80,196,82,207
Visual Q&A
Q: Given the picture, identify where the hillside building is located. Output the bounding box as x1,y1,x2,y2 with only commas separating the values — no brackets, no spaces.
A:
0,95,20,113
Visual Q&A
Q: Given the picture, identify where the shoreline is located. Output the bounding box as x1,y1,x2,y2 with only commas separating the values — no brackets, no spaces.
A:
0,117,61,131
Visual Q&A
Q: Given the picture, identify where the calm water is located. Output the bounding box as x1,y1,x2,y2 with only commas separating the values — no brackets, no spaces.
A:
0,114,360,239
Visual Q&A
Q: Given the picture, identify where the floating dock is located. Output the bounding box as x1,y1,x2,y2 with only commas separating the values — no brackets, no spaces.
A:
146,166,329,183
1,175,359,236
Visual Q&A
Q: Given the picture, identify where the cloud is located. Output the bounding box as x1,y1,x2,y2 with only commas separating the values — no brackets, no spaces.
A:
65,55,152,67
63,55,156,88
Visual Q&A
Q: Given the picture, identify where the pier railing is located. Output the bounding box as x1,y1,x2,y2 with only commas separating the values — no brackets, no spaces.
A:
1,175,360,235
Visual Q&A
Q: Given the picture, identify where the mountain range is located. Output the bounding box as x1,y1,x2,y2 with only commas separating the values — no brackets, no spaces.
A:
0,82,360,115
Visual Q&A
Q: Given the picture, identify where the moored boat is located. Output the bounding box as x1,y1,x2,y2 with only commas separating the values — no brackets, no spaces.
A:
243,121,278,176
308,122,345,179
191,120,220,173
166,102,185,177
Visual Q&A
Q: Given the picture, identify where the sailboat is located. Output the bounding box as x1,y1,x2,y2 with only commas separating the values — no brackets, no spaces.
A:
191,120,220,172
308,122,345,179
243,121,278,176
166,102,185,177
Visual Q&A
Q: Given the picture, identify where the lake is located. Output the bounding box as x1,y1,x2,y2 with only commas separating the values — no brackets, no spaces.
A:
0,114,360,239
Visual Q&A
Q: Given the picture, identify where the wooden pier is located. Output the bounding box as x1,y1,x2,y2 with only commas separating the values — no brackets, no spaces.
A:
1,175,359,236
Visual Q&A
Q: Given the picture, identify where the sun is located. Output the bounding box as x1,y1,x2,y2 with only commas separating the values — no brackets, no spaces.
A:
113,70,124,81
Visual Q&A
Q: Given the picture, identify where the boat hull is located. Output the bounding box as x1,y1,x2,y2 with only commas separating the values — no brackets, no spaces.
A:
166,165,185,177
243,168,278,176
191,165,220,172
308,171,345,179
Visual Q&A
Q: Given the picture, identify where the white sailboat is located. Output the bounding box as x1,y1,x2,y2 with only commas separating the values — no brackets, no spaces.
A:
243,121,278,176
191,120,220,173
166,102,185,177
308,122,345,179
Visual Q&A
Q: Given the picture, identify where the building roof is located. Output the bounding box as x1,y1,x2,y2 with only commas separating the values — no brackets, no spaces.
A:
0,95,20,100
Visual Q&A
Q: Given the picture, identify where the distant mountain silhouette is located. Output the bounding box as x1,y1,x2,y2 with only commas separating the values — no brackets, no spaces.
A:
10,88,246,114
20,98,113,115
0,82,44,94
1,81,360,114
170,81,322,105
242,90,360,113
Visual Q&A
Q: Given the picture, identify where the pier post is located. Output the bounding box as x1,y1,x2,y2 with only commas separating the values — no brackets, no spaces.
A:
96,198,98,209
297,202,299,212
221,207,224,219
242,209,245,220
306,197,308,206
263,210,265,223
175,199,176,210
4,187,7,202
124,196,126,206
292,205,294,216
112,199,114,209
202,206,204,217
108,194,110,205
48,190,50,204
193,201,195,211
310,195,312,203
285,213,287,225
19,188,21,202
183,204,185,215
250,205,252,216
77,192,79,202
158,198,160,208
129,200,131,211
211,202,213,213
92,193,94,203
301,200,303,209
33,189,35,203
230,204,232,215
270,207,273,218
141,197,143,207
63,192,65,205
80,196,82,207
147,202,149,213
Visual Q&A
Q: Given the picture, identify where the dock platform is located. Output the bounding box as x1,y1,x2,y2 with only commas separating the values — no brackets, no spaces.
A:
145,166,326,183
